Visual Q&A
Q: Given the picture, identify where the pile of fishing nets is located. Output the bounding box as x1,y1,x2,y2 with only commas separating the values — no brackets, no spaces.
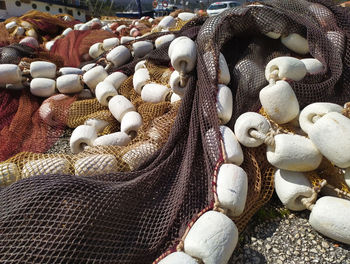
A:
0,0,349,263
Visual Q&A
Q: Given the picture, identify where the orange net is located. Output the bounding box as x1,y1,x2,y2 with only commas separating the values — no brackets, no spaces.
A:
0,91,76,161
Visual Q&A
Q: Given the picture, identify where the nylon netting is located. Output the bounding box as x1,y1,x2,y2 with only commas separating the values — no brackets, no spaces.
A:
0,1,350,263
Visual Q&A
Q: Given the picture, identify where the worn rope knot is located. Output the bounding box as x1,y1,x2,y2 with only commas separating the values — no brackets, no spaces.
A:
249,127,280,146
213,201,226,214
301,179,327,211
268,69,279,85
176,240,184,252
179,61,188,88
311,114,322,123
342,102,350,119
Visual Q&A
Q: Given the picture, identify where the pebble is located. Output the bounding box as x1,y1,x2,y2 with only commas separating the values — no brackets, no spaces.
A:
229,198,350,264
322,241,329,248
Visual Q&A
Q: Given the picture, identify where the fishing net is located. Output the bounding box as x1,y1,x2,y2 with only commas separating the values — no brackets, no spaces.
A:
50,29,117,67
5,10,75,40
0,0,350,263
0,91,76,161
0,89,21,130
0,43,72,161
0,23,20,47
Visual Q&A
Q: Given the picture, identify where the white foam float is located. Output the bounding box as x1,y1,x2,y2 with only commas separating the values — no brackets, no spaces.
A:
171,93,182,103
56,74,83,94
106,45,131,68
103,37,120,50
133,68,150,94
265,56,307,81
45,40,55,51
121,36,135,44
300,58,324,75
265,31,281,39
79,24,90,30
59,67,84,75
298,102,343,135
94,131,131,146
274,169,313,211
81,63,96,72
84,119,109,133
266,134,322,172
218,52,230,85
25,28,38,39
83,65,108,92
178,12,196,21
62,27,73,36
305,112,350,168
95,81,118,106
141,83,170,103
168,36,197,73
158,16,176,29
14,26,25,36
120,111,143,136
158,252,197,264
259,80,299,124
169,70,185,97
0,163,19,186
74,23,83,30
216,84,233,124
184,210,238,264
30,78,56,97
104,71,128,90
30,61,57,79
281,33,309,55
309,196,350,245
5,21,17,31
135,60,147,71
6,82,24,90
130,28,138,37
70,125,98,154
108,95,136,122
234,112,271,147
217,163,248,216
116,24,127,32
74,154,118,176
155,34,176,49
0,64,22,84
22,158,70,178
89,42,104,59
220,125,243,165
132,41,154,58
122,142,158,170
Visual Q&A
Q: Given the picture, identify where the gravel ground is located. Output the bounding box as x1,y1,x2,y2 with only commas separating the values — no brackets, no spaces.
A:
46,128,73,154
230,196,350,264
47,132,350,263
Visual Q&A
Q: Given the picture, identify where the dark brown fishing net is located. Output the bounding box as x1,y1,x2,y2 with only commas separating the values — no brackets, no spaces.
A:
0,1,350,263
